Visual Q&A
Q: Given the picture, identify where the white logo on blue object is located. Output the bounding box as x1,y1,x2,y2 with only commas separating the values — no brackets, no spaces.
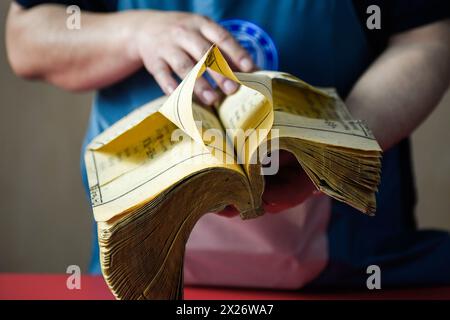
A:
220,19,279,71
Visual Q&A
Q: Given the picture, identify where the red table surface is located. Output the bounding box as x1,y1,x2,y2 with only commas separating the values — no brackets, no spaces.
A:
1,274,450,300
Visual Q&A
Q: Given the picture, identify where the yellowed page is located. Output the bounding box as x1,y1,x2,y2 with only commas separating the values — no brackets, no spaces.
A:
217,71,381,178
270,78,381,151
273,111,381,151
85,102,241,222
158,45,274,146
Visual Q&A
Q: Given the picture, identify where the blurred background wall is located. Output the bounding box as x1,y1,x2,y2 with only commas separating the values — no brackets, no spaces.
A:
1,1,449,273
0,1,93,273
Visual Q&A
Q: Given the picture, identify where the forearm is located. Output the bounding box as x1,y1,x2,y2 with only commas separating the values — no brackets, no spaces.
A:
346,20,450,151
6,3,144,91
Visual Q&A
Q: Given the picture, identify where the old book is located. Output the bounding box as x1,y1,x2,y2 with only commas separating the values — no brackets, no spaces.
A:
85,45,382,299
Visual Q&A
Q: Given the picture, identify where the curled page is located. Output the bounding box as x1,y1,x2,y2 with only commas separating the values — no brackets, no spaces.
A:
158,44,274,146
85,45,277,222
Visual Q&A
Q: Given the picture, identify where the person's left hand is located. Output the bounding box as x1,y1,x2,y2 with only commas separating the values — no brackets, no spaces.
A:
217,150,317,217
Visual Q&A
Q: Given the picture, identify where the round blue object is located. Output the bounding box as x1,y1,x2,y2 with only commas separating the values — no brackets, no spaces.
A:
220,19,279,71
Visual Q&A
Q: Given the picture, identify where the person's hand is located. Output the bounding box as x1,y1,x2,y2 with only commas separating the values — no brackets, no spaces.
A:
217,151,318,217
129,11,255,105
262,150,317,213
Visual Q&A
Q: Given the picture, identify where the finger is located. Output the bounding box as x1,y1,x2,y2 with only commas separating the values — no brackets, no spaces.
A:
164,47,218,105
193,76,219,106
176,28,212,61
207,68,239,95
175,31,238,95
144,58,178,95
164,47,196,80
262,163,316,213
199,17,255,72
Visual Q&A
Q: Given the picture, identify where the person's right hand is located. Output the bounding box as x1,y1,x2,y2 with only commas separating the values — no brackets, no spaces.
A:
129,11,255,105
217,151,318,218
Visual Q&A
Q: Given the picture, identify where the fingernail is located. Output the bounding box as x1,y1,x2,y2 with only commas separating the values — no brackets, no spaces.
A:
202,90,218,105
240,57,254,72
167,84,176,94
223,79,238,94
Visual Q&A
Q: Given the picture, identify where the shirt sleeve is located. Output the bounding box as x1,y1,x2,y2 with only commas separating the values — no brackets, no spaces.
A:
14,0,117,12
386,0,450,34
353,0,449,54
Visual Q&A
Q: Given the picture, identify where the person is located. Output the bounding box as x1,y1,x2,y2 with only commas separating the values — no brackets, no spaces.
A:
6,0,450,289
